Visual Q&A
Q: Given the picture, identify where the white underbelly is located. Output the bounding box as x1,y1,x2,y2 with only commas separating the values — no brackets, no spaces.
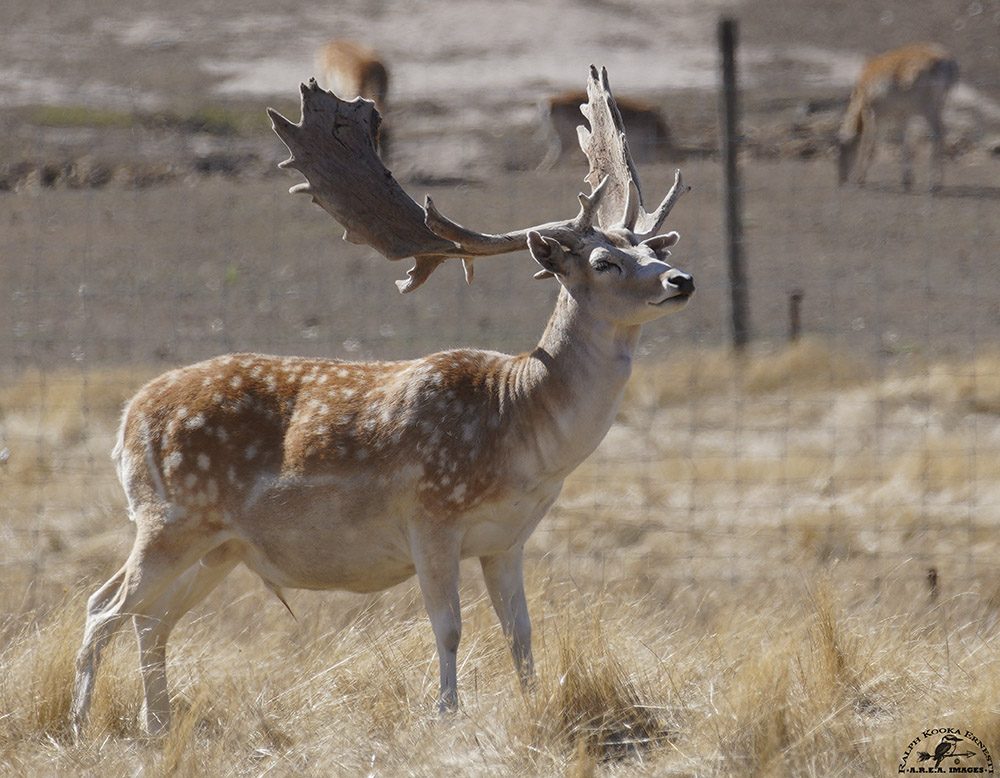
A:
232,476,563,591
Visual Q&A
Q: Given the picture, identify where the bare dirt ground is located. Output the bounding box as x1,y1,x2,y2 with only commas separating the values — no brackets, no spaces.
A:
2,0,999,186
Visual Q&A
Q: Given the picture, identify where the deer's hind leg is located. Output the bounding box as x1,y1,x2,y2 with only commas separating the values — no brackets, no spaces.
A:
133,541,241,735
410,523,462,713
856,109,878,187
71,514,233,738
71,563,129,737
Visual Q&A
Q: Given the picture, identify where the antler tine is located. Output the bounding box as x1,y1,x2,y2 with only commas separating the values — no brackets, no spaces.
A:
424,195,584,256
571,174,609,231
424,197,531,255
633,169,691,240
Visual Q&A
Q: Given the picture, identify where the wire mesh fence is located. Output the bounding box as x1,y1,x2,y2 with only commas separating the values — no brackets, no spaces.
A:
2,135,998,611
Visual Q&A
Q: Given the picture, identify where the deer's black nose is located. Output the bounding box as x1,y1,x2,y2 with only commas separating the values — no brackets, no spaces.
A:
670,273,695,295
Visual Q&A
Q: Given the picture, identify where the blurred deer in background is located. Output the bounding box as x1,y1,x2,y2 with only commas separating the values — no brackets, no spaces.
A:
539,90,673,170
317,39,391,156
837,43,958,192
70,67,694,736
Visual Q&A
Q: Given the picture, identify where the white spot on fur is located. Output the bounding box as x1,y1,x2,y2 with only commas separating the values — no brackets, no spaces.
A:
230,375,243,389
245,443,258,460
164,451,183,472
185,413,206,430
197,452,211,470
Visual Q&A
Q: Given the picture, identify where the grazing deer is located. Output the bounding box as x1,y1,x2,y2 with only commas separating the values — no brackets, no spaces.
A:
317,39,391,156
837,43,958,191
539,90,672,170
70,67,694,736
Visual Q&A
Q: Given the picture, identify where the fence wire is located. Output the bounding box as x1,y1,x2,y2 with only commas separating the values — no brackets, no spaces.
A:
1,107,999,610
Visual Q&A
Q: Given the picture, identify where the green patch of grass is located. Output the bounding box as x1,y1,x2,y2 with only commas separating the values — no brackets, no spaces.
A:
25,104,270,137
27,105,136,130
145,105,263,136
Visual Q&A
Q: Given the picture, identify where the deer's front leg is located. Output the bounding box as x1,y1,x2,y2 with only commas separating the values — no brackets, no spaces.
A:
480,545,533,687
893,120,914,192
924,108,946,193
410,524,462,713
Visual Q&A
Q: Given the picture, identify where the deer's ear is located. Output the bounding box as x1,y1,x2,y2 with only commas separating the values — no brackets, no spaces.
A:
641,231,679,256
527,231,571,277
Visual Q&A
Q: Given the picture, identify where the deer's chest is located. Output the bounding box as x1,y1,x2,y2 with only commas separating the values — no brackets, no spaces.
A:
457,482,563,557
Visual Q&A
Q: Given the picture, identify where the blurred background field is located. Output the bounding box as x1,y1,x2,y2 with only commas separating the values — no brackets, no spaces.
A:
1,0,999,774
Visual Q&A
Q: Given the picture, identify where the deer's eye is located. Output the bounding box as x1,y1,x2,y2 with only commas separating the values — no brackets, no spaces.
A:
592,259,620,274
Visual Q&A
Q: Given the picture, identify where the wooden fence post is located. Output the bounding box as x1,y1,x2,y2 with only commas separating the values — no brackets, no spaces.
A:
789,289,804,342
718,17,750,350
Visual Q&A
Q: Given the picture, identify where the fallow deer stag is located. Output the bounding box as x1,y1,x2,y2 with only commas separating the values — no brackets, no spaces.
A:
539,90,672,170
317,39,389,110
70,66,694,737
317,39,390,155
837,43,958,192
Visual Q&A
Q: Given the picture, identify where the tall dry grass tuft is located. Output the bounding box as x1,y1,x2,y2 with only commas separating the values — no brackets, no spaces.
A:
0,599,80,743
156,692,208,777
530,613,666,763
740,337,872,395
626,337,872,409
0,367,146,446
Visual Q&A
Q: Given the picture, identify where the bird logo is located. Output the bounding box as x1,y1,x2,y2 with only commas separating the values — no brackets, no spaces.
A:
916,733,977,768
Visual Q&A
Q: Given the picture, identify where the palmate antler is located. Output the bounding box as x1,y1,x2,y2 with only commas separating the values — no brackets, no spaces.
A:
268,67,686,292
578,66,689,238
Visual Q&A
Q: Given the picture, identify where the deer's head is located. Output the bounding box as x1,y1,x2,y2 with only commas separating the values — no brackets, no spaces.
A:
522,181,693,327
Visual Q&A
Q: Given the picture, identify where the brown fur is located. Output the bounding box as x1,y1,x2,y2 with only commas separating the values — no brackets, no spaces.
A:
837,43,958,190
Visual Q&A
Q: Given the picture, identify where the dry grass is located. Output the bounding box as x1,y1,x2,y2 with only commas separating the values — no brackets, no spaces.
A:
1,340,999,775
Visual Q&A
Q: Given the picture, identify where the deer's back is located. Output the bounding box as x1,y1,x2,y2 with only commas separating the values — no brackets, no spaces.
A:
856,43,958,109
318,39,389,106
117,351,530,525
545,91,670,162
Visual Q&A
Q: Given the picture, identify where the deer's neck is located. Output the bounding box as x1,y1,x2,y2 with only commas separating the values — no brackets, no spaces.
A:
510,286,640,478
